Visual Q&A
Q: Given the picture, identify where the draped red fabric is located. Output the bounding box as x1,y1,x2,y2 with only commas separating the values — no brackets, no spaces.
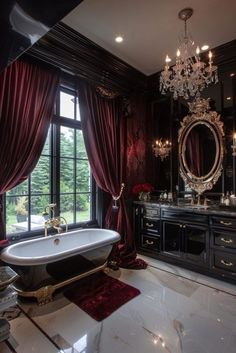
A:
79,80,147,269
186,129,201,177
0,59,60,239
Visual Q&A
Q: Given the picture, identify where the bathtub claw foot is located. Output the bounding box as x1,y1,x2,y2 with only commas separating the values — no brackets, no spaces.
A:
36,285,55,305
107,260,119,271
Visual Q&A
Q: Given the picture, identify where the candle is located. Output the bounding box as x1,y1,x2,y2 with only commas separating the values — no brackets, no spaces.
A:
165,55,171,63
165,55,171,69
164,55,171,71
233,133,236,146
195,46,200,64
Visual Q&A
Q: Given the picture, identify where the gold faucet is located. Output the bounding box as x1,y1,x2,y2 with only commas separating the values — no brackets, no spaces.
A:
43,204,68,236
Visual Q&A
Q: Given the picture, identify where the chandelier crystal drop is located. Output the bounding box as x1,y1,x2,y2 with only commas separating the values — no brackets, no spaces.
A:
159,8,218,100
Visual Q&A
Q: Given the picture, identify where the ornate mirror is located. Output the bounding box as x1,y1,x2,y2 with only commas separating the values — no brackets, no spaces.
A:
178,98,224,195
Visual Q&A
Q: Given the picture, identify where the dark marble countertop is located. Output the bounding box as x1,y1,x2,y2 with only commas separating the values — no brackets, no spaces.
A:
133,200,236,217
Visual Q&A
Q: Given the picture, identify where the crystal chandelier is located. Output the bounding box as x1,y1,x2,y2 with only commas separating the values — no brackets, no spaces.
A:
153,139,172,161
159,8,218,100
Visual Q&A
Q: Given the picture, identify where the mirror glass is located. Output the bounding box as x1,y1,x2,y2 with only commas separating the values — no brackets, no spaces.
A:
184,123,217,178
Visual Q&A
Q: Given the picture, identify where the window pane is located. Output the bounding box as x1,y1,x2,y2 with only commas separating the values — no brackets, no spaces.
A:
76,97,81,121
5,196,27,234
76,193,91,222
60,194,74,224
31,195,50,219
31,156,50,194
41,127,51,155
15,196,28,221
60,91,75,119
76,160,90,191
61,127,74,157
60,158,74,193
6,196,29,235
7,180,28,196
76,130,87,158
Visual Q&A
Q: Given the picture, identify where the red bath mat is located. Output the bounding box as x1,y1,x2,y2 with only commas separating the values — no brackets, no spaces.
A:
64,272,140,321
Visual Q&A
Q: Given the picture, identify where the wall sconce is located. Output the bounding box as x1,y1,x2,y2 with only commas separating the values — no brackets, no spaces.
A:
152,139,172,161
232,133,236,156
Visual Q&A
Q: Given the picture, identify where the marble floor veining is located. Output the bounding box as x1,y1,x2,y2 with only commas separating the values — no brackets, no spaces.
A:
0,256,236,353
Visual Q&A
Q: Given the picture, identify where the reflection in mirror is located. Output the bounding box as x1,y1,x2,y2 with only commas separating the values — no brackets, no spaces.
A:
184,123,217,178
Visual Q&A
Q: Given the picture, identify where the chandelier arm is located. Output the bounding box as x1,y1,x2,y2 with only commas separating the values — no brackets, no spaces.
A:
184,19,187,38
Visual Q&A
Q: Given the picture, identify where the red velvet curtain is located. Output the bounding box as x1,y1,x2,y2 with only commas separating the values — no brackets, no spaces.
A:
186,129,201,177
0,59,60,240
79,80,146,269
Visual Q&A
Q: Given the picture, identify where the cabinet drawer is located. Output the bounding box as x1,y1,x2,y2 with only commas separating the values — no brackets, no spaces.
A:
213,231,236,250
211,216,236,230
142,206,160,218
141,234,160,251
212,252,236,273
161,209,208,224
142,218,160,234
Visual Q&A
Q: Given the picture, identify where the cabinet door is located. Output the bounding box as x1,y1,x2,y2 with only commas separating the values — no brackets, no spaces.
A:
184,224,208,266
162,221,182,258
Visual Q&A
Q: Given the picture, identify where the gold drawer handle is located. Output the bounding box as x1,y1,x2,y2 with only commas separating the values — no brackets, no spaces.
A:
145,222,154,227
220,221,232,226
220,259,233,267
145,240,154,245
220,238,233,244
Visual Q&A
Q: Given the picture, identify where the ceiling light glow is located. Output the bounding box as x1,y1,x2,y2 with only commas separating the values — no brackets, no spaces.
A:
201,45,209,51
115,36,123,43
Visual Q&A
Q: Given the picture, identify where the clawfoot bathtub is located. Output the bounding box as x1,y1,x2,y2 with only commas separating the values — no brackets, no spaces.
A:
0,228,120,305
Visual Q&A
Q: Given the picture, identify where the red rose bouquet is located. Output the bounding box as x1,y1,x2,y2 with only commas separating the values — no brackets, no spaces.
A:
132,183,154,200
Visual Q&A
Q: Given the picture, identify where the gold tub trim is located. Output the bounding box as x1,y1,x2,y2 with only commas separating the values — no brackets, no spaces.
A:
13,262,108,305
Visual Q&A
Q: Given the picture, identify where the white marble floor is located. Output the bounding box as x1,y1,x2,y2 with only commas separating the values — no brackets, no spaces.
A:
0,257,236,353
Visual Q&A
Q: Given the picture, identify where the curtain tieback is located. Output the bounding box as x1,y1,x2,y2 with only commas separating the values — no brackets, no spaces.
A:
112,183,125,211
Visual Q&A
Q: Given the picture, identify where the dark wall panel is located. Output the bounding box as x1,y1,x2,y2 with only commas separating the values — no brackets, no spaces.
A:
0,0,83,71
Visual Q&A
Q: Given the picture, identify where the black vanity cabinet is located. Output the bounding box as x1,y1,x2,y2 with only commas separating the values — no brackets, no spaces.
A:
210,216,236,280
161,209,208,267
133,203,161,254
133,201,236,283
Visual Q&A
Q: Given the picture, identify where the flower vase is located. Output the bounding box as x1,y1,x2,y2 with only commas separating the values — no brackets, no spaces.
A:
139,192,150,201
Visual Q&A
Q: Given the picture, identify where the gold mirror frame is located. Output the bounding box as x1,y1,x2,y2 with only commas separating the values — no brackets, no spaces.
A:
178,99,224,195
